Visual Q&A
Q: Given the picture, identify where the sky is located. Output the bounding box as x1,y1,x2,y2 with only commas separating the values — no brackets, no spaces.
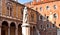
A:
18,0,33,4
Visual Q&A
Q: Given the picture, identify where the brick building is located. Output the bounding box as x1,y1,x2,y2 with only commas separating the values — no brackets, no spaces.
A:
25,0,60,35
0,0,38,35
0,0,60,35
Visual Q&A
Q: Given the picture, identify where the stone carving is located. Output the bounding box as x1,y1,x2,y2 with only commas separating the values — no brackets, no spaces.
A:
23,7,28,23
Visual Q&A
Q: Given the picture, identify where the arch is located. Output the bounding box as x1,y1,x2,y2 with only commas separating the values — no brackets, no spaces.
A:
33,26,38,35
10,22,16,27
2,21,8,26
1,21,8,35
18,24,21,28
10,22,16,35
18,24,22,35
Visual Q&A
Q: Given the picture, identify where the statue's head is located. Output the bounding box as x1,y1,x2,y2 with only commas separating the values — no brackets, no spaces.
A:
24,7,28,14
24,7,27,10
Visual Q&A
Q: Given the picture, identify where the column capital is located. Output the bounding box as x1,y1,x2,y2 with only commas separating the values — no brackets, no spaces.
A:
21,23,30,27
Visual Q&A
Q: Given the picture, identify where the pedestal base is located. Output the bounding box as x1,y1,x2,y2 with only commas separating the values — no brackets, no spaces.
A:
21,23,30,35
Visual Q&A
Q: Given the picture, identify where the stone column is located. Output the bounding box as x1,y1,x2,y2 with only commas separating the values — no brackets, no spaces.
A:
21,23,30,35
8,24,10,35
32,26,33,35
15,24,18,35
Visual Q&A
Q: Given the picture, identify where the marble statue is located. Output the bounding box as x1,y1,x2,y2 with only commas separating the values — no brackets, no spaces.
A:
22,7,30,35
23,7,28,23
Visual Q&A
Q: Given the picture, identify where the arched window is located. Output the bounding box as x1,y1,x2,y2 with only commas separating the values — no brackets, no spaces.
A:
59,24,60,26
41,25,43,29
46,16,49,21
46,6,50,10
40,15,43,20
53,24,55,27
46,23,50,28
53,13,58,19
54,5,57,9
40,7,42,11
6,2,13,16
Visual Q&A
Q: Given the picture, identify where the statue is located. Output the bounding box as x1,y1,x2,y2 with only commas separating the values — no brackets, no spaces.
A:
22,7,30,35
23,7,28,23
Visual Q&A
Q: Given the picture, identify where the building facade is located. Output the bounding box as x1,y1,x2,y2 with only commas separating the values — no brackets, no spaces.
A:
25,0,60,35
0,0,38,35
1,0,60,35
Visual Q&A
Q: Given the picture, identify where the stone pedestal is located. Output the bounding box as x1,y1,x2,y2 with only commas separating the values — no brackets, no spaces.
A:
22,23,30,35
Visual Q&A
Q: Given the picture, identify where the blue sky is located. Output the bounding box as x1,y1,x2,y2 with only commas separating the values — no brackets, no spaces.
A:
18,0,32,4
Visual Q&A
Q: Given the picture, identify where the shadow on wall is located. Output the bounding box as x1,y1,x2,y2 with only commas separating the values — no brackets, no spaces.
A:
33,11,60,35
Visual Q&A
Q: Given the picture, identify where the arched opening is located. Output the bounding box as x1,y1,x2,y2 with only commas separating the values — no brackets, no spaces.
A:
33,26,38,35
1,21,8,35
10,22,16,35
18,24,22,35
30,26,33,35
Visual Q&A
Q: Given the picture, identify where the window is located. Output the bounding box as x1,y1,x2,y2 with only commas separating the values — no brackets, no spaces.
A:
46,6,49,10
47,16,49,20
53,24,55,27
40,15,43,20
10,7,12,16
47,16,49,19
47,24,49,28
53,13,58,18
59,24,60,26
46,24,50,28
6,2,13,16
54,5,57,9
52,21,56,28
40,7,42,11
39,15,44,21
41,25,43,29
